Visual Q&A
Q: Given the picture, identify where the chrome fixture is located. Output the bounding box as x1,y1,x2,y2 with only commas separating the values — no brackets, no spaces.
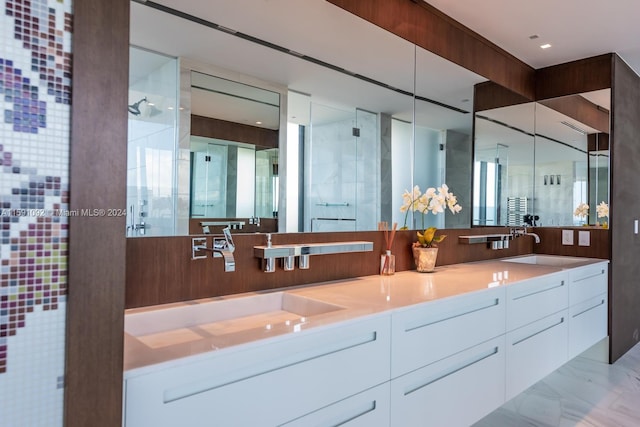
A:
458,233,512,250
191,227,236,272
128,96,147,116
511,227,541,244
249,216,261,227
200,220,246,234
127,202,149,236
254,236,373,273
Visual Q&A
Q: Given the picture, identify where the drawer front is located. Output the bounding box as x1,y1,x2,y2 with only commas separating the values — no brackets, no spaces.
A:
569,293,608,359
124,315,391,427
391,287,505,378
569,263,608,306
390,335,506,427
505,309,568,400
281,383,390,427
506,272,568,331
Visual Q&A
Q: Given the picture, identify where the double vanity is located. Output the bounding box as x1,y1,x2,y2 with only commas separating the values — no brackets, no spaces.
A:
123,255,608,427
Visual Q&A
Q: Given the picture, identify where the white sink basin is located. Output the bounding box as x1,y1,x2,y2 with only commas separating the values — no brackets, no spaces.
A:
125,292,344,348
500,255,587,267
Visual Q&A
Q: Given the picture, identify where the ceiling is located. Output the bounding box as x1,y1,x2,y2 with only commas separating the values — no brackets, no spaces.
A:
424,0,640,75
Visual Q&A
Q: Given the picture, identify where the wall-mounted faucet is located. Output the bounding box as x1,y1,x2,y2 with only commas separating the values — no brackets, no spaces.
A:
191,227,236,272
512,227,541,243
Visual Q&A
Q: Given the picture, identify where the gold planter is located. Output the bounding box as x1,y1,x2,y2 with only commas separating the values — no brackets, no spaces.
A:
413,247,438,273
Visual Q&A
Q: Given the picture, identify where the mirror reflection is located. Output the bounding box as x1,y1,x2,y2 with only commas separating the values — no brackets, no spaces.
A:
189,71,280,227
127,0,485,237
472,88,610,227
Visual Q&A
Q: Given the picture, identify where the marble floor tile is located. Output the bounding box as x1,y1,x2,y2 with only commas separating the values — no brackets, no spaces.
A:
474,342,640,427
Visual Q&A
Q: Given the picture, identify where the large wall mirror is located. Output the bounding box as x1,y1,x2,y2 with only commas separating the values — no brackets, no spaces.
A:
473,85,610,227
127,0,485,237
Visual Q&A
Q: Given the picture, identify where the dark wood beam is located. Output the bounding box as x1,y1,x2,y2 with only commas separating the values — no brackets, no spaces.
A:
65,0,129,425
326,0,536,99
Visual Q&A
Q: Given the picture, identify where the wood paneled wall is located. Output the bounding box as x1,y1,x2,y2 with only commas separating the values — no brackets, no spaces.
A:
326,0,536,100
191,115,278,149
66,0,129,425
126,226,607,308
534,227,610,259
535,54,613,100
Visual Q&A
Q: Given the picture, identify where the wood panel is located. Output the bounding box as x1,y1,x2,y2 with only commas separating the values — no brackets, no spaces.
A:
539,95,610,133
126,227,537,308
588,133,610,152
536,54,613,101
533,227,610,259
326,0,536,100
610,54,640,362
191,115,278,149
65,0,129,425
474,80,534,112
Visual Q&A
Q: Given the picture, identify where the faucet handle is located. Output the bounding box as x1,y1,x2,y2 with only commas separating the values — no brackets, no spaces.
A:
266,233,272,248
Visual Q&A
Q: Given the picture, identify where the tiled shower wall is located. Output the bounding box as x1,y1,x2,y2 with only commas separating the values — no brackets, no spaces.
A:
0,0,72,425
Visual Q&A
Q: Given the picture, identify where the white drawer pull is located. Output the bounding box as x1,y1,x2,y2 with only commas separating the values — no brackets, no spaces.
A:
163,331,378,403
403,346,499,396
404,298,500,332
282,400,377,427
512,281,564,301
572,299,606,318
512,317,565,346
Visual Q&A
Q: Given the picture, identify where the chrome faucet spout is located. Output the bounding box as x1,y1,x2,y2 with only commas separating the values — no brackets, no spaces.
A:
527,232,541,244
511,227,541,244
213,248,236,272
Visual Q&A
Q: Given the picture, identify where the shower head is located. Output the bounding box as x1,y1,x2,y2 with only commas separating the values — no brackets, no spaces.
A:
128,97,147,115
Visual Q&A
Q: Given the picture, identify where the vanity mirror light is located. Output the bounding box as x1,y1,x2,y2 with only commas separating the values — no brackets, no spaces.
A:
472,86,610,227
127,0,483,237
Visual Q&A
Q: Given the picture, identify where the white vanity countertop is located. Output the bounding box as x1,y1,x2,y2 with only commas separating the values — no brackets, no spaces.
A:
124,256,608,376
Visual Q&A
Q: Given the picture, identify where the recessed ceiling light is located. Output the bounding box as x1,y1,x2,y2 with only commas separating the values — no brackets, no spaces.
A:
529,34,539,40
256,121,262,125
540,43,552,49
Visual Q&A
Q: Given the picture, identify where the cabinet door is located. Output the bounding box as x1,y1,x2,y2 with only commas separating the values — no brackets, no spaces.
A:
281,383,390,427
506,271,568,332
569,293,608,359
391,286,505,378
390,335,505,427
505,309,568,400
569,263,608,306
124,315,391,427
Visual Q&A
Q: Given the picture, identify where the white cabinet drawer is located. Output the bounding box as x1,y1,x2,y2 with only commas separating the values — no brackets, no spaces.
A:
391,287,505,378
124,315,391,427
569,263,608,306
506,272,568,331
569,293,608,359
281,383,390,427
390,335,506,427
505,309,568,400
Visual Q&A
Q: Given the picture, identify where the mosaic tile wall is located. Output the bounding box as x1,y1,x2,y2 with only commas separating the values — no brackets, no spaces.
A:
0,0,72,425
